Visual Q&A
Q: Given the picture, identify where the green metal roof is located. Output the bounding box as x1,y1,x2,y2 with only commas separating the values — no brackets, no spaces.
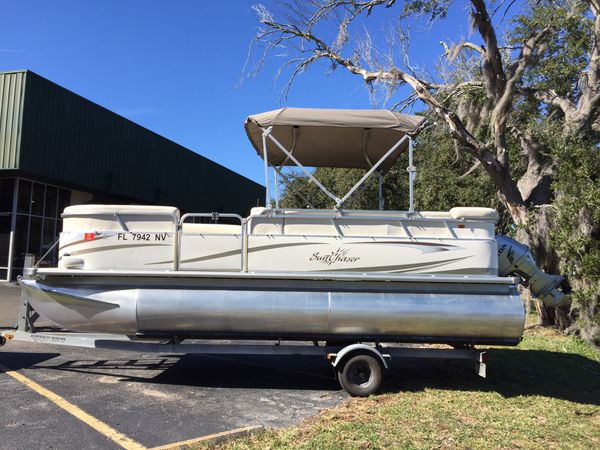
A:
0,70,264,215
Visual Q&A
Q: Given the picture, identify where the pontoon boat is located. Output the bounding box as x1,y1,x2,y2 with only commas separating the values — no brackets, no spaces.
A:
17,108,568,347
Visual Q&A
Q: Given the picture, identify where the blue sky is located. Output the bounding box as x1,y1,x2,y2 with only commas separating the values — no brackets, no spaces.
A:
0,1,519,184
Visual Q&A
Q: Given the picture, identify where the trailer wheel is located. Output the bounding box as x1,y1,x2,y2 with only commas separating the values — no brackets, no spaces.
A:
0,336,5,347
337,354,383,397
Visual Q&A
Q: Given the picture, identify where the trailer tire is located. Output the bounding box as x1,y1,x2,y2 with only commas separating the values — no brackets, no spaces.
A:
0,336,5,347
337,354,383,397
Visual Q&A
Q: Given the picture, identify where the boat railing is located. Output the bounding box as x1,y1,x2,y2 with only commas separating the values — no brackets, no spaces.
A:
55,208,493,274
173,209,496,272
245,209,497,240
178,212,246,271
180,212,244,224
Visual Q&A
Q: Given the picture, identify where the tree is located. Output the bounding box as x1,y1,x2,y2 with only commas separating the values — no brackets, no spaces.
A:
248,0,600,334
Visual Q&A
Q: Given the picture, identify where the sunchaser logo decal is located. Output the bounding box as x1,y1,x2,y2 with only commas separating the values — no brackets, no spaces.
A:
310,247,361,266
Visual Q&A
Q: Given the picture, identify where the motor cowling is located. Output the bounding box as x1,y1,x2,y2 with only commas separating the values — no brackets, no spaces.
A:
496,235,569,307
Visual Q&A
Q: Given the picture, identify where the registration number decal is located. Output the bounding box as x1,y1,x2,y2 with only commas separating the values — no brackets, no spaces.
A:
117,233,168,241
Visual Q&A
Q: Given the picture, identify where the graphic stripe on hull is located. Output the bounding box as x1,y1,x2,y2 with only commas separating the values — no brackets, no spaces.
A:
348,241,459,252
68,243,171,256
316,256,472,273
59,235,108,251
145,241,320,266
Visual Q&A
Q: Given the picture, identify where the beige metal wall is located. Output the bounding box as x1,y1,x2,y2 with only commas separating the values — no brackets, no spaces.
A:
0,71,25,169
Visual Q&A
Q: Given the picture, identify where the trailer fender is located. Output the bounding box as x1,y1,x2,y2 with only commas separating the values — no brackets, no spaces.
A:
330,344,389,370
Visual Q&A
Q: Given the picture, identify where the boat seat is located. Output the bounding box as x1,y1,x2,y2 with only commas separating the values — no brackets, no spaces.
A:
62,204,180,232
63,204,180,216
449,207,499,221
419,211,452,218
250,207,269,216
181,223,241,235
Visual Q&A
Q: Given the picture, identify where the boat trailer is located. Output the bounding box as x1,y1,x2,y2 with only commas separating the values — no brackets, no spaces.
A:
0,275,487,397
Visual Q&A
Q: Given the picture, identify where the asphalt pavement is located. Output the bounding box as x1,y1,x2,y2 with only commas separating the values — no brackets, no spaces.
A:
0,340,347,449
0,283,20,328
0,287,348,449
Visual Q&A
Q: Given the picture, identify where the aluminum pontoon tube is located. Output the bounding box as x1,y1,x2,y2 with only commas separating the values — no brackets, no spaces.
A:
20,276,525,344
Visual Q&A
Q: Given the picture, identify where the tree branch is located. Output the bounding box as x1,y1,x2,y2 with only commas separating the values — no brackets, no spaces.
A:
470,0,506,102
515,1,600,137
517,87,578,119
459,159,482,178
440,40,484,62
571,0,600,135
509,125,554,206
252,0,528,218
491,26,553,165
309,0,397,28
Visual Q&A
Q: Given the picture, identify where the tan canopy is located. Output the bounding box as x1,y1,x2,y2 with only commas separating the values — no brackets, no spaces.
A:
245,108,426,171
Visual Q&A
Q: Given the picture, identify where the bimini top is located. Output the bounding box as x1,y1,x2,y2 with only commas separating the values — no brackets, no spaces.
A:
245,107,425,171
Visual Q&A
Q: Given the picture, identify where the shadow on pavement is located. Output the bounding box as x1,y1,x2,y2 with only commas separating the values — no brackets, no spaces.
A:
153,354,340,390
3,347,598,404
13,353,341,391
0,352,61,371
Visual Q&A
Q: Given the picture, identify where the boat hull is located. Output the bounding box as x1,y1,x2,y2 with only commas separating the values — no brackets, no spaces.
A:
20,275,525,345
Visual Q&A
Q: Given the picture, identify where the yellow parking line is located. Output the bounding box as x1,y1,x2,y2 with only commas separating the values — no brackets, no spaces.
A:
0,363,146,450
150,425,263,450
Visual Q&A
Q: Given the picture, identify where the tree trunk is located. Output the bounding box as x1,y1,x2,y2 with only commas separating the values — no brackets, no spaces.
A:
514,206,570,328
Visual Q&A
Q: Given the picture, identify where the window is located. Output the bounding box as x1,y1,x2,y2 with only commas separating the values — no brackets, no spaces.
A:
41,218,58,266
31,183,45,217
12,214,29,277
5,179,79,280
0,178,15,274
45,186,58,219
58,189,70,215
28,217,43,256
0,215,10,267
0,178,14,212
17,180,31,214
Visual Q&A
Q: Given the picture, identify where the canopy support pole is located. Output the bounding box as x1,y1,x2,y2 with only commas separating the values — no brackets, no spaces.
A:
272,165,315,209
336,135,409,209
260,129,413,212
274,169,280,209
408,138,416,213
342,176,373,209
264,130,341,205
261,127,272,207
378,173,384,210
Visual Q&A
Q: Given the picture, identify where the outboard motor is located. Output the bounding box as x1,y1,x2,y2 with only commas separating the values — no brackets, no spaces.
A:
496,235,569,307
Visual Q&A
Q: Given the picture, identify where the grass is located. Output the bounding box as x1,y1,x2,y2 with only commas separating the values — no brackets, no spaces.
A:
201,328,600,450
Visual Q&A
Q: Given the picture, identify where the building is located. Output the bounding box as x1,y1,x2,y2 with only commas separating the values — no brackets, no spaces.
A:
0,70,264,280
